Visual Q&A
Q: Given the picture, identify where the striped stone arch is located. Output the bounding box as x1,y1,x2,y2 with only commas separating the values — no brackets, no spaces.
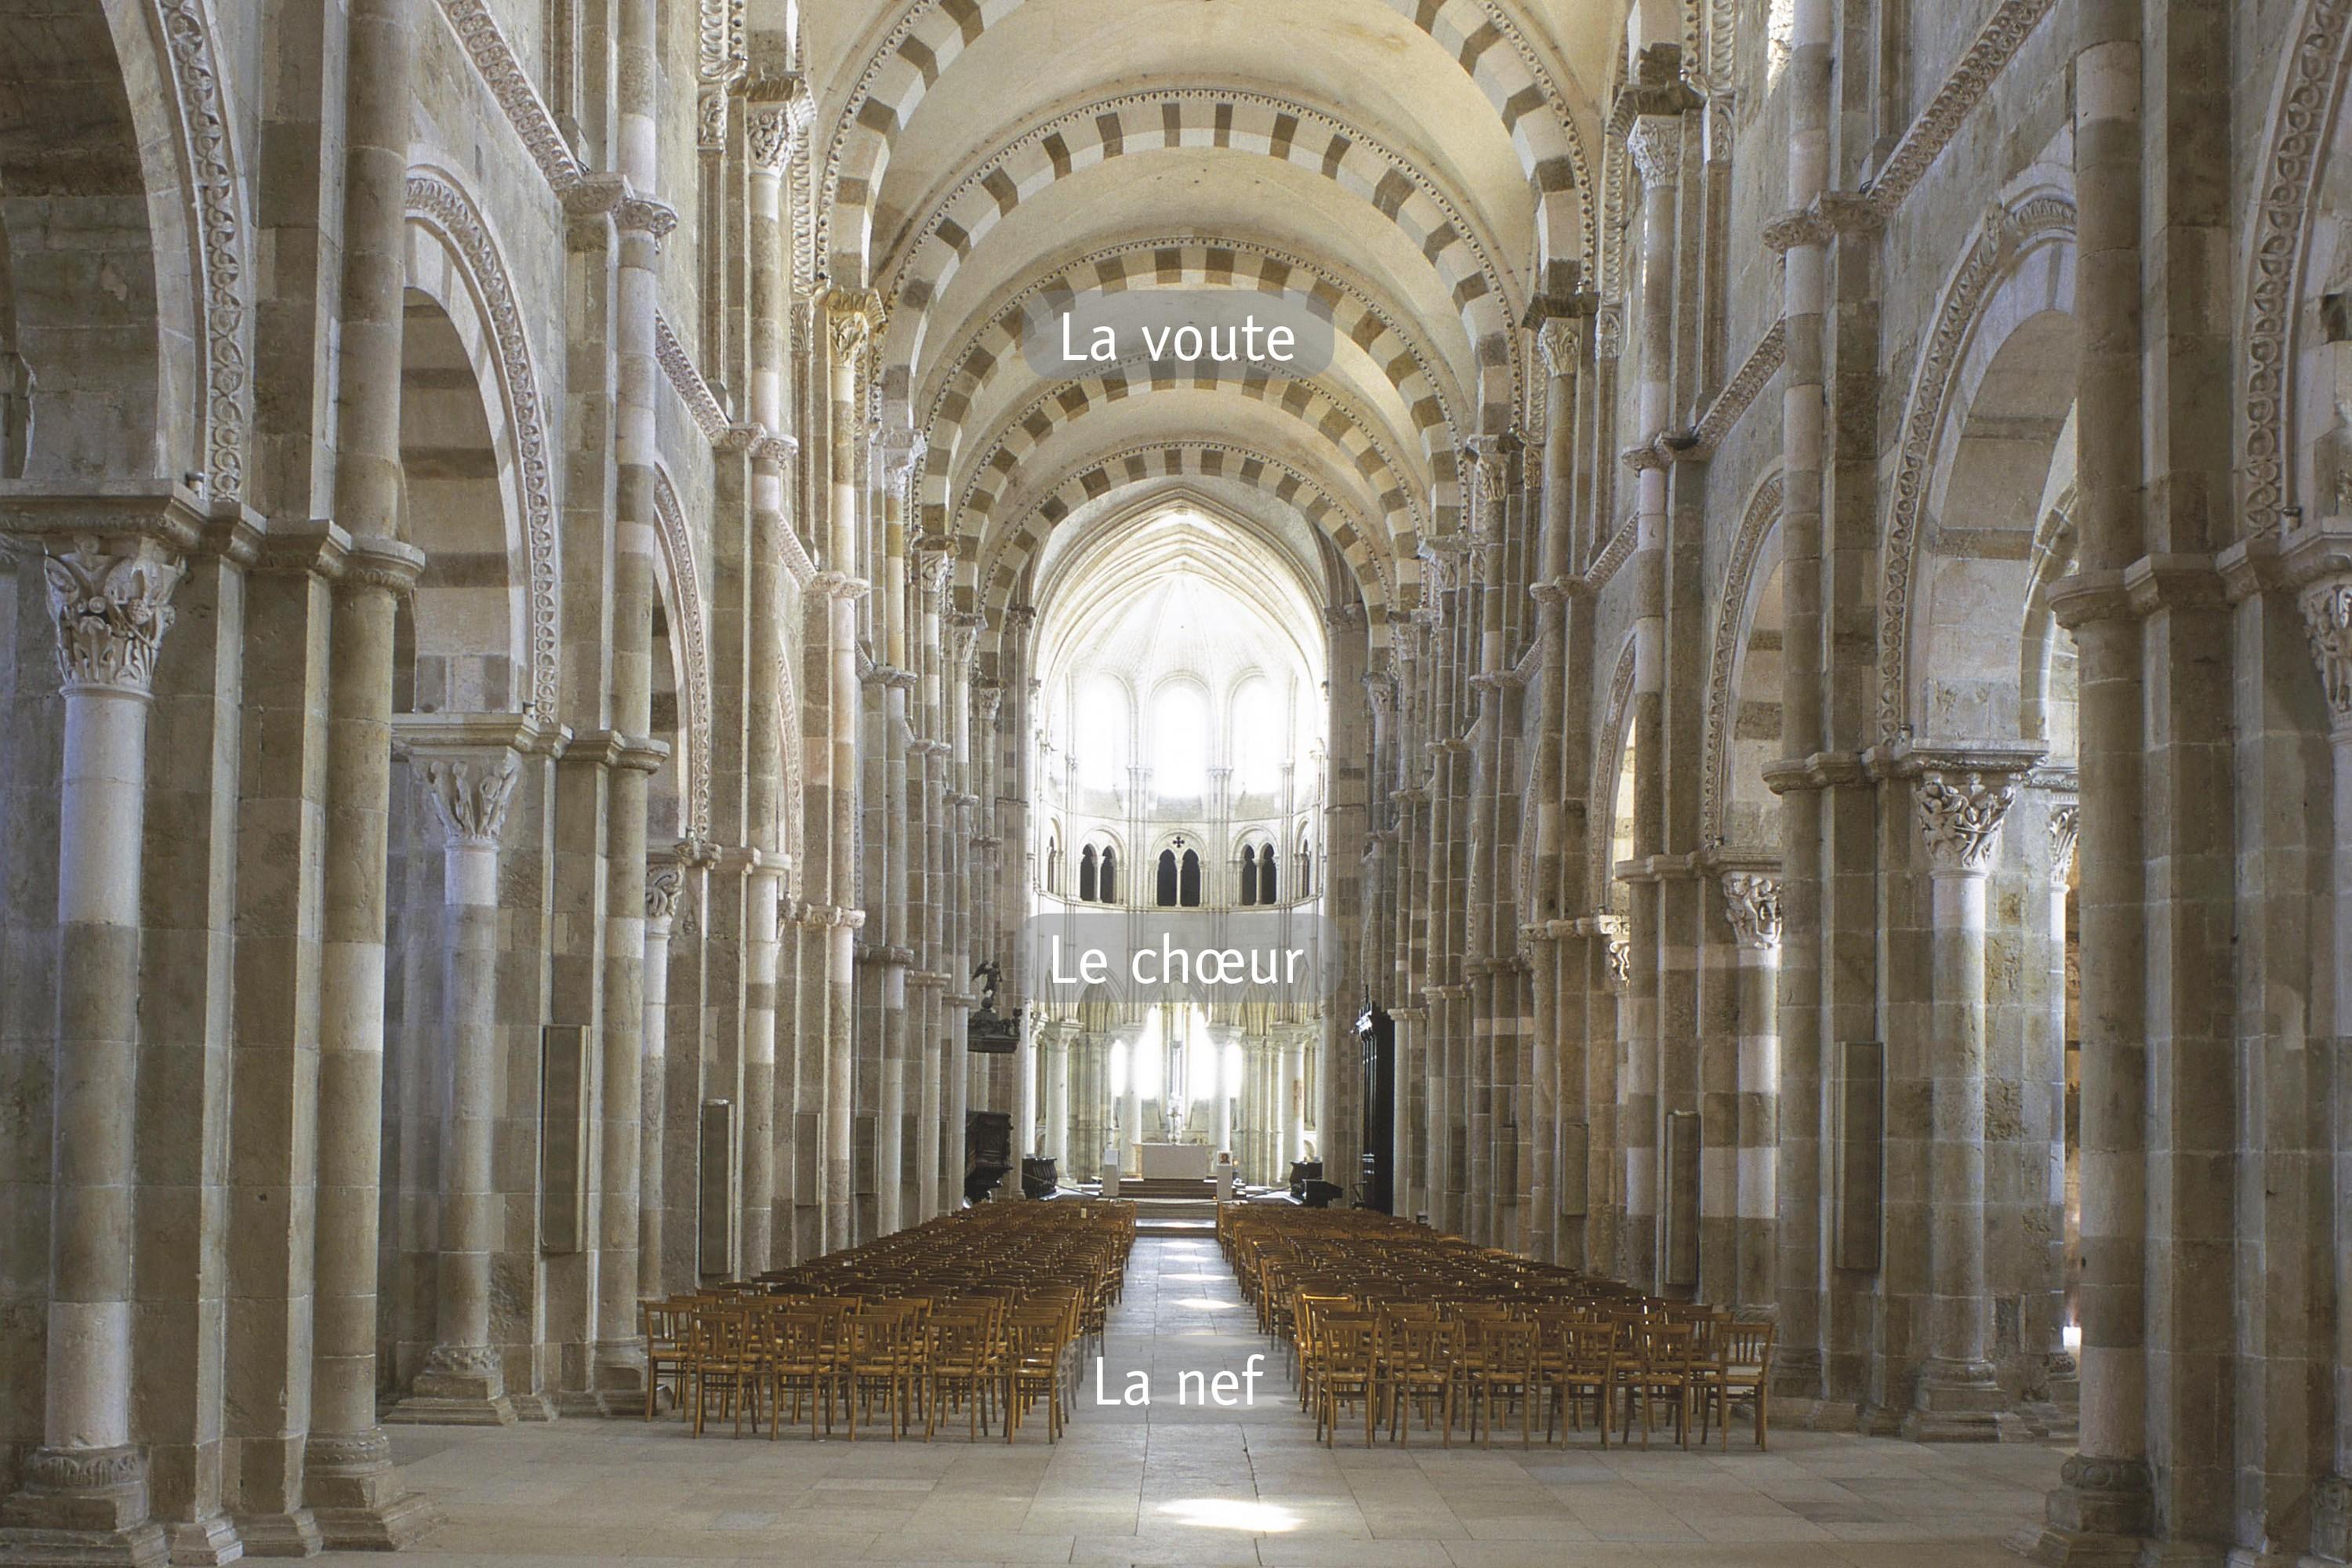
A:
824,0,1594,295
873,89,1523,423
971,444,1398,627
918,239,1469,514
938,365,1436,573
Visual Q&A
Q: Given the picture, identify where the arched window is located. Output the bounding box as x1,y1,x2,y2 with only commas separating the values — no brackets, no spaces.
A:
1045,836,1062,895
1156,849,1179,907
1078,678,1127,790
1257,843,1277,903
1179,848,1201,907
1296,835,1312,898
1152,684,1208,797
1239,844,1258,907
1078,844,1098,902
1232,677,1280,792
1099,848,1118,903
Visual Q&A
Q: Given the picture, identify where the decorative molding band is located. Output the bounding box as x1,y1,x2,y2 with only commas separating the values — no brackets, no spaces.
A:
655,312,731,441
437,0,586,192
1876,194,2074,740
157,0,252,505
652,469,715,840
1859,0,2058,213
2241,0,2352,538
408,172,564,718
1684,320,1784,457
1583,515,1636,592
1699,472,1785,844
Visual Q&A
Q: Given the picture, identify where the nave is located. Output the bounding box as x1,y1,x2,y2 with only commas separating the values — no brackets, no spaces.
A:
348,1235,2058,1568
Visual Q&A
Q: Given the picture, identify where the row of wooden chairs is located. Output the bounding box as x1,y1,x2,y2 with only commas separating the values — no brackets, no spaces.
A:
1223,1207,1774,1450
639,1203,1134,1442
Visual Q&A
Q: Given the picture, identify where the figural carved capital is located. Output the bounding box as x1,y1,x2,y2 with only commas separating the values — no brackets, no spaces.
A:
1915,769,2016,875
2296,577,2352,736
1720,872,1784,951
2046,802,2080,887
414,752,520,849
44,538,184,696
1535,317,1581,381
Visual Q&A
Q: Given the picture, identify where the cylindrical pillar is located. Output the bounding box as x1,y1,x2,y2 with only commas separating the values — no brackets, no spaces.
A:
389,736,524,1424
1722,873,1782,1308
1905,770,2015,1439
2,539,184,1555
641,863,681,1297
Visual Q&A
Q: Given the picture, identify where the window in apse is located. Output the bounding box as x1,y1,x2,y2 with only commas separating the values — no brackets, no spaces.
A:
1233,677,1281,792
1078,678,1126,790
1153,684,1208,797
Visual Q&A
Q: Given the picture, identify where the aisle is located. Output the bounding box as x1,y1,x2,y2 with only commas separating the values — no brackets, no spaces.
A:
353,1235,2060,1568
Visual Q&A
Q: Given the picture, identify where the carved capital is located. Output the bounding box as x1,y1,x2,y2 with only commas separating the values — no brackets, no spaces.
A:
1720,872,1784,950
1915,769,2016,874
413,752,519,849
1595,913,1631,988
2312,1472,2352,1564
646,864,685,924
43,537,183,695
1627,114,1683,190
2046,802,2080,887
825,287,887,366
2297,577,2352,735
1535,316,1581,380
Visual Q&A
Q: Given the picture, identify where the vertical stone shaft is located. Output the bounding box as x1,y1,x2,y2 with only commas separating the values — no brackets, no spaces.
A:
1907,771,2015,1439
1766,0,1832,1403
1622,110,1680,1291
303,0,429,1534
641,864,681,1293
1722,873,1780,1305
391,737,526,1424
2033,10,2153,1555
6,538,184,1559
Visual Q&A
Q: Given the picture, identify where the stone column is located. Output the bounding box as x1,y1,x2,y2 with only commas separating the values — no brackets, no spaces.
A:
1904,768,2018,1439
1761,0,1834,1409
1281,1033,1306,1178
387,720,539,1425
1721,872,1782,1308
2031,13,2153,1553
641,862,682,1296
820,287,880,1244
1044,1027,1071,1171
2294,579,2352,1557
305,538,432,1545
0,535,184,1566
2041,803,2080,1416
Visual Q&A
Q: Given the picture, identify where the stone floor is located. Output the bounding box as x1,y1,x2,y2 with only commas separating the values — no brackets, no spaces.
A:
341,1236,2062,1568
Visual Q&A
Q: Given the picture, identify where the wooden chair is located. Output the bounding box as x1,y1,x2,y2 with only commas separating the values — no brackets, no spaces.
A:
844,1311,911,1440
1004,1312,1068,1442
768,1310,838,1439
641,1298,693,1420
686,1305,764,1438
1465,1317,1539,1448
1380,1318,1457,1446
925,1311,999,1439
1621,1319,1700,1450
1548,1321,1617,1447
1315,1315,1380,1446
1702,1319,1776,1449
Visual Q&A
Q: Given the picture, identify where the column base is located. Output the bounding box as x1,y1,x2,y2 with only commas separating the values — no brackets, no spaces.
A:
506,1393,559,1423
303,1431,440,1551
590,1338,649,1405
164,1514,244,1566
2308,1472,2351,1565
0,1446,169,1568
228,1510,320,1559
383,1348,517,1427
2013,1455,2151,1566
1901,1360,2018,1443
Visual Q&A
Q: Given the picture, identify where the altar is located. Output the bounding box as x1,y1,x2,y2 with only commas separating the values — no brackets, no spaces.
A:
1137,1142,1210,1181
